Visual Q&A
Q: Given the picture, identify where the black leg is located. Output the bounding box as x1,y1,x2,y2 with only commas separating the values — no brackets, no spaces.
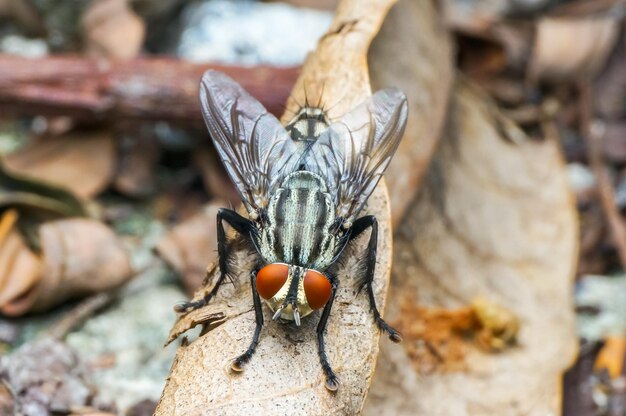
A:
317,281,339,391
348,215,402,343
174,208,253,313
231,270,264,372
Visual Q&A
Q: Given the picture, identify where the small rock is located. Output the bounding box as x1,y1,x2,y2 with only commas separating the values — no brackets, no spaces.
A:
177,0,332,66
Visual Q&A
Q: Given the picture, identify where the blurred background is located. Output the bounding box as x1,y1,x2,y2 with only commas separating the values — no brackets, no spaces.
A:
0,0,624,415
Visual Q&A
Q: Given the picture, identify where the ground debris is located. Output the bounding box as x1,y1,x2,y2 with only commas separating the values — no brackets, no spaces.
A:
155,203,224,295
0,337,98,415
393,297,519,374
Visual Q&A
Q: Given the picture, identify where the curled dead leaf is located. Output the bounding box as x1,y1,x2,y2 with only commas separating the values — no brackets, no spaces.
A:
364,80,578,415
0,159,87,223
0,210,41,309
594,335,626,380
193,147,241,206
368,0,453,225
113,131,161,197
156,0,399,413
0,218,133,316
0,0,43,34
155,203,223,295
81,0,146,60
528,16,620,82
4,130,116,200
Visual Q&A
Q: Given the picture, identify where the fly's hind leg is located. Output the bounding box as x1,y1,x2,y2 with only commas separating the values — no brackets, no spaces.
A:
174,208,253,314
348,215,402,343
317,279,339,391
231,269,264,372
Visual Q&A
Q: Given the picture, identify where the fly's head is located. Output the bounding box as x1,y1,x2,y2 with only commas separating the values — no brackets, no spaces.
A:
255,263,332,326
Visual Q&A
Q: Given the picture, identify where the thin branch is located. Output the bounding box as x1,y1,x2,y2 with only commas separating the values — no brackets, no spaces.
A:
45,292,114,340
580,81,626,269
0,55,299,124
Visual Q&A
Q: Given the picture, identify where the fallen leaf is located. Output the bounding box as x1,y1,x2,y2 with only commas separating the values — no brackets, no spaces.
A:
0,218,133,316
528,16,620,82
0,159,87,223
594,335,626,380
0,210,41,308
602,121,626,164
0,0,44,34
155,203,223,295
363,80,578,415
0,337,95,414
368,0,453,224
81,0,145,60
193,147,241,206
264,0,338,10
594,30,626,120
113,130,161,197
156,0,400,413
4,130,116,199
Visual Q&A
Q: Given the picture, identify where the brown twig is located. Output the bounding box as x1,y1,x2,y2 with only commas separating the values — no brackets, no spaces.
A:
0,55,299,124
580,81,626,269
45,292,114,340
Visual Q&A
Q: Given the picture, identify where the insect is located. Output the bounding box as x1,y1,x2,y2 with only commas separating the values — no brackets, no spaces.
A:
176,70,408,391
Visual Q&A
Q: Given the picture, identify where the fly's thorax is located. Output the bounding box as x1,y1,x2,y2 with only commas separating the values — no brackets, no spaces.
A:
258,171,339,270
265,265,314,320
286,106,330,141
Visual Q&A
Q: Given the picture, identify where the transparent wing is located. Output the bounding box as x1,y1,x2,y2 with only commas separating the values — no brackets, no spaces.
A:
304,88,408,222
199,70,299,215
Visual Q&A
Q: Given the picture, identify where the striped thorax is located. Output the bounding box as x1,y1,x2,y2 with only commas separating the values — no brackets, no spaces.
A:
256,171,339,321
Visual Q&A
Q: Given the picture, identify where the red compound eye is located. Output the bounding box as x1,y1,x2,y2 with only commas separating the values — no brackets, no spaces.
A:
303,269,331,310
256,263,289,300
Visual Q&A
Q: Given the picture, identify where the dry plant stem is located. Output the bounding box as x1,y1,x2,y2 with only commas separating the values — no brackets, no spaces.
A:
580,81,626,269
0,55,298,123
45,292,114,340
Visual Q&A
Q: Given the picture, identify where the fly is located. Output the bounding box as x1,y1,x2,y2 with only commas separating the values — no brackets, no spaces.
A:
175,70,408,392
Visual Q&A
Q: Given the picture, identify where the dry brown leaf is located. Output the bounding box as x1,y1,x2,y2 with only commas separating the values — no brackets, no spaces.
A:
82,0,145,60
0,209,41,308
1,218,133,316
5,131,116,199
113,131,161,197
594,335,626,380
155,203,223,295
156,0,399,414
363,80,578,415
264,0,338,10
0,0,43,34
193,147,241,206
602,121,626,163
528,16,620,82
368,0,453,225
594,30,626,120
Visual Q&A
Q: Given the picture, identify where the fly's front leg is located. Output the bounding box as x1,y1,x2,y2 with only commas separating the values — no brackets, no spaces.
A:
174,208,253,313
348,215,402,343
317,279,339,391
231,269,264,372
